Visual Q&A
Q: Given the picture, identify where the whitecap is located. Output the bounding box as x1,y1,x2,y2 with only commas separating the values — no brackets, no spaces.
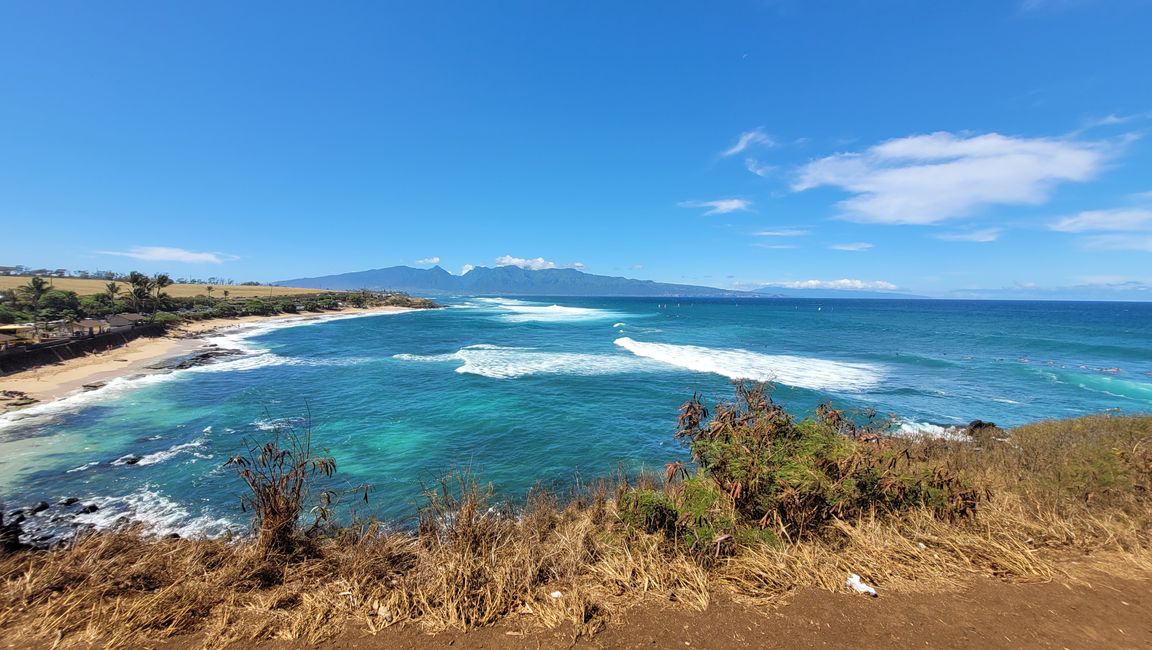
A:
891,419,967,440
394,345,656,379
136,438,207,466
72,488,238,539
613,337,883,392
66,461,100,473
497,304,623,323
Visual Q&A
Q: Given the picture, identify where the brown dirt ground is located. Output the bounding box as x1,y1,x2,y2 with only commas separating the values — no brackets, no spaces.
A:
132,566,1148,650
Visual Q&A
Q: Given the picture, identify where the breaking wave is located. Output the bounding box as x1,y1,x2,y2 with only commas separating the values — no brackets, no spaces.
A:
394,344,656,379
613,337,884,392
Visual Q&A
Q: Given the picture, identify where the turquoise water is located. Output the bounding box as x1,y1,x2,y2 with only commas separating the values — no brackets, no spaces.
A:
2,297,1150,539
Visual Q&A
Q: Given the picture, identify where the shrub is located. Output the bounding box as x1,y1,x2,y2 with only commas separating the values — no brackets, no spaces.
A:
619,383,981,548
227,423,337,556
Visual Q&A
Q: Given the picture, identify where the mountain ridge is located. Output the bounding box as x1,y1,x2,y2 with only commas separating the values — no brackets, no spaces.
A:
278,265,925,299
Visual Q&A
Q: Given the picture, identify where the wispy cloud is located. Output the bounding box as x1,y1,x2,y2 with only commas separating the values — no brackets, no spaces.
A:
1049,208,1152,232
495,255,584,271
98,246,235,264
934,228,1001,242
678,199,752,215
414,256,441,265
460,264,475,275
721,128,774,157
830,242,873,251
754,243,798,249
794,132,1110,224
1082,235,1152,252
754,228,809,237
744,158,775,177
764,279,898,291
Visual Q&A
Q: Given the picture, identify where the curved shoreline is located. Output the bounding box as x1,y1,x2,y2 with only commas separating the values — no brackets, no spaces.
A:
0,306,414,417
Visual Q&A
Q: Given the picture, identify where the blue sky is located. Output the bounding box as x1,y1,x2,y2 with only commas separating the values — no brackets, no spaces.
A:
2,0,1151,298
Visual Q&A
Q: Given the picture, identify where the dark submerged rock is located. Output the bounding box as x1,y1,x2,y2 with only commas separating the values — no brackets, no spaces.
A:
31,501,50,514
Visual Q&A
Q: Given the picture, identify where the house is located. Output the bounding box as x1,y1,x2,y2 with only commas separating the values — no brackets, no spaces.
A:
73,318,110,337
108,313,148,330
0,325,34,348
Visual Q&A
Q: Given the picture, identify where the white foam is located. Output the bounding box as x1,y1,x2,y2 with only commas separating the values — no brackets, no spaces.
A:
394,344,656,379
892,419,966,440
497,304,622,323
72,488,238,539
67,461,100,473
0,371,182,434
136,438,209,466
613,337,883,392
251,416,306,432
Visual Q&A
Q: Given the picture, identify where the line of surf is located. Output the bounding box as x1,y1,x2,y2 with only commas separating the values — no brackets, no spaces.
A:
613,337,884,392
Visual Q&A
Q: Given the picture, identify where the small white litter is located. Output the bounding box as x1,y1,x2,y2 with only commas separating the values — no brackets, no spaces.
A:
550,590,563,599
846,573,878,597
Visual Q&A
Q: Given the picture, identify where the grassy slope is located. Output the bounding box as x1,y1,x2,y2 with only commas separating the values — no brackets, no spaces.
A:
0,410,1148,649
0,276,331,298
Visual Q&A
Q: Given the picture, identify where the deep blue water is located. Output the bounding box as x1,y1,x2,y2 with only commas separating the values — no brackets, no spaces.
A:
1,297,1149,538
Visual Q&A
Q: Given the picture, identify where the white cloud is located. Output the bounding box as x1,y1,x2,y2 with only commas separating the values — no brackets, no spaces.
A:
721,128,774,157
744,158,775,177
1049,208,1152,232
794,132,1109,224
754,244,798,249
678,199,752,215
754,228,809,237
830,242,873,251
1082,235,1152,252
494,255,584,271
460,264,475,275
414,256,441,265
765,279,898,291
98,246,234,264
934,228,1001,242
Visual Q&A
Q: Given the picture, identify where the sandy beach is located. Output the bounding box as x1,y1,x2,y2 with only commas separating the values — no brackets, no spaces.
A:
0,306,412,415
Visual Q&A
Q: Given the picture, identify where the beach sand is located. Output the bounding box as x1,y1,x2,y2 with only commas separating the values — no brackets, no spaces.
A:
0,306,412,415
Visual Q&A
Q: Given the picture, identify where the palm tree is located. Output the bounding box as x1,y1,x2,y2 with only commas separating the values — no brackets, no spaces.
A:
205,285,214,299
149,273,173,319
17,276,50,338
104,282,121,311
126,272,151,313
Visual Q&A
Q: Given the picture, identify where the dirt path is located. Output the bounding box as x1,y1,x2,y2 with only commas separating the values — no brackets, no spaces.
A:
202,568,1150,650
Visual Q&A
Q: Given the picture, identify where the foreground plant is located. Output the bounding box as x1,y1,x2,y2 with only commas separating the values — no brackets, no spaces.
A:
621,382,981,552
226,420,339,556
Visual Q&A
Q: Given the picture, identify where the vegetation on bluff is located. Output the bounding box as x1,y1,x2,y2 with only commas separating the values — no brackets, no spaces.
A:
0,386,1149,647
0,273,438,329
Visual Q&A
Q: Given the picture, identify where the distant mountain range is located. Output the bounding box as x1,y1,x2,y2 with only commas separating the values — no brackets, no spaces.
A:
279,265,926,299
280,265,750,297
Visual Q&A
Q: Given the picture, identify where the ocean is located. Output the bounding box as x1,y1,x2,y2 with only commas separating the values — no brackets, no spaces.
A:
2,297,1150,540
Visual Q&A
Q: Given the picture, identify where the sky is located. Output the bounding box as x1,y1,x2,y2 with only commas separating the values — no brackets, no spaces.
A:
1,0,1151,299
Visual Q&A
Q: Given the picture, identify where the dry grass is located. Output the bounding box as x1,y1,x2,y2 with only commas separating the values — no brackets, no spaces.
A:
1,414,1150,648
0,276,330,298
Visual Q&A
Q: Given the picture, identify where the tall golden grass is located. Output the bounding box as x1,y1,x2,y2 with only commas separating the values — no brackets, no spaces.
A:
0,408,1149,648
